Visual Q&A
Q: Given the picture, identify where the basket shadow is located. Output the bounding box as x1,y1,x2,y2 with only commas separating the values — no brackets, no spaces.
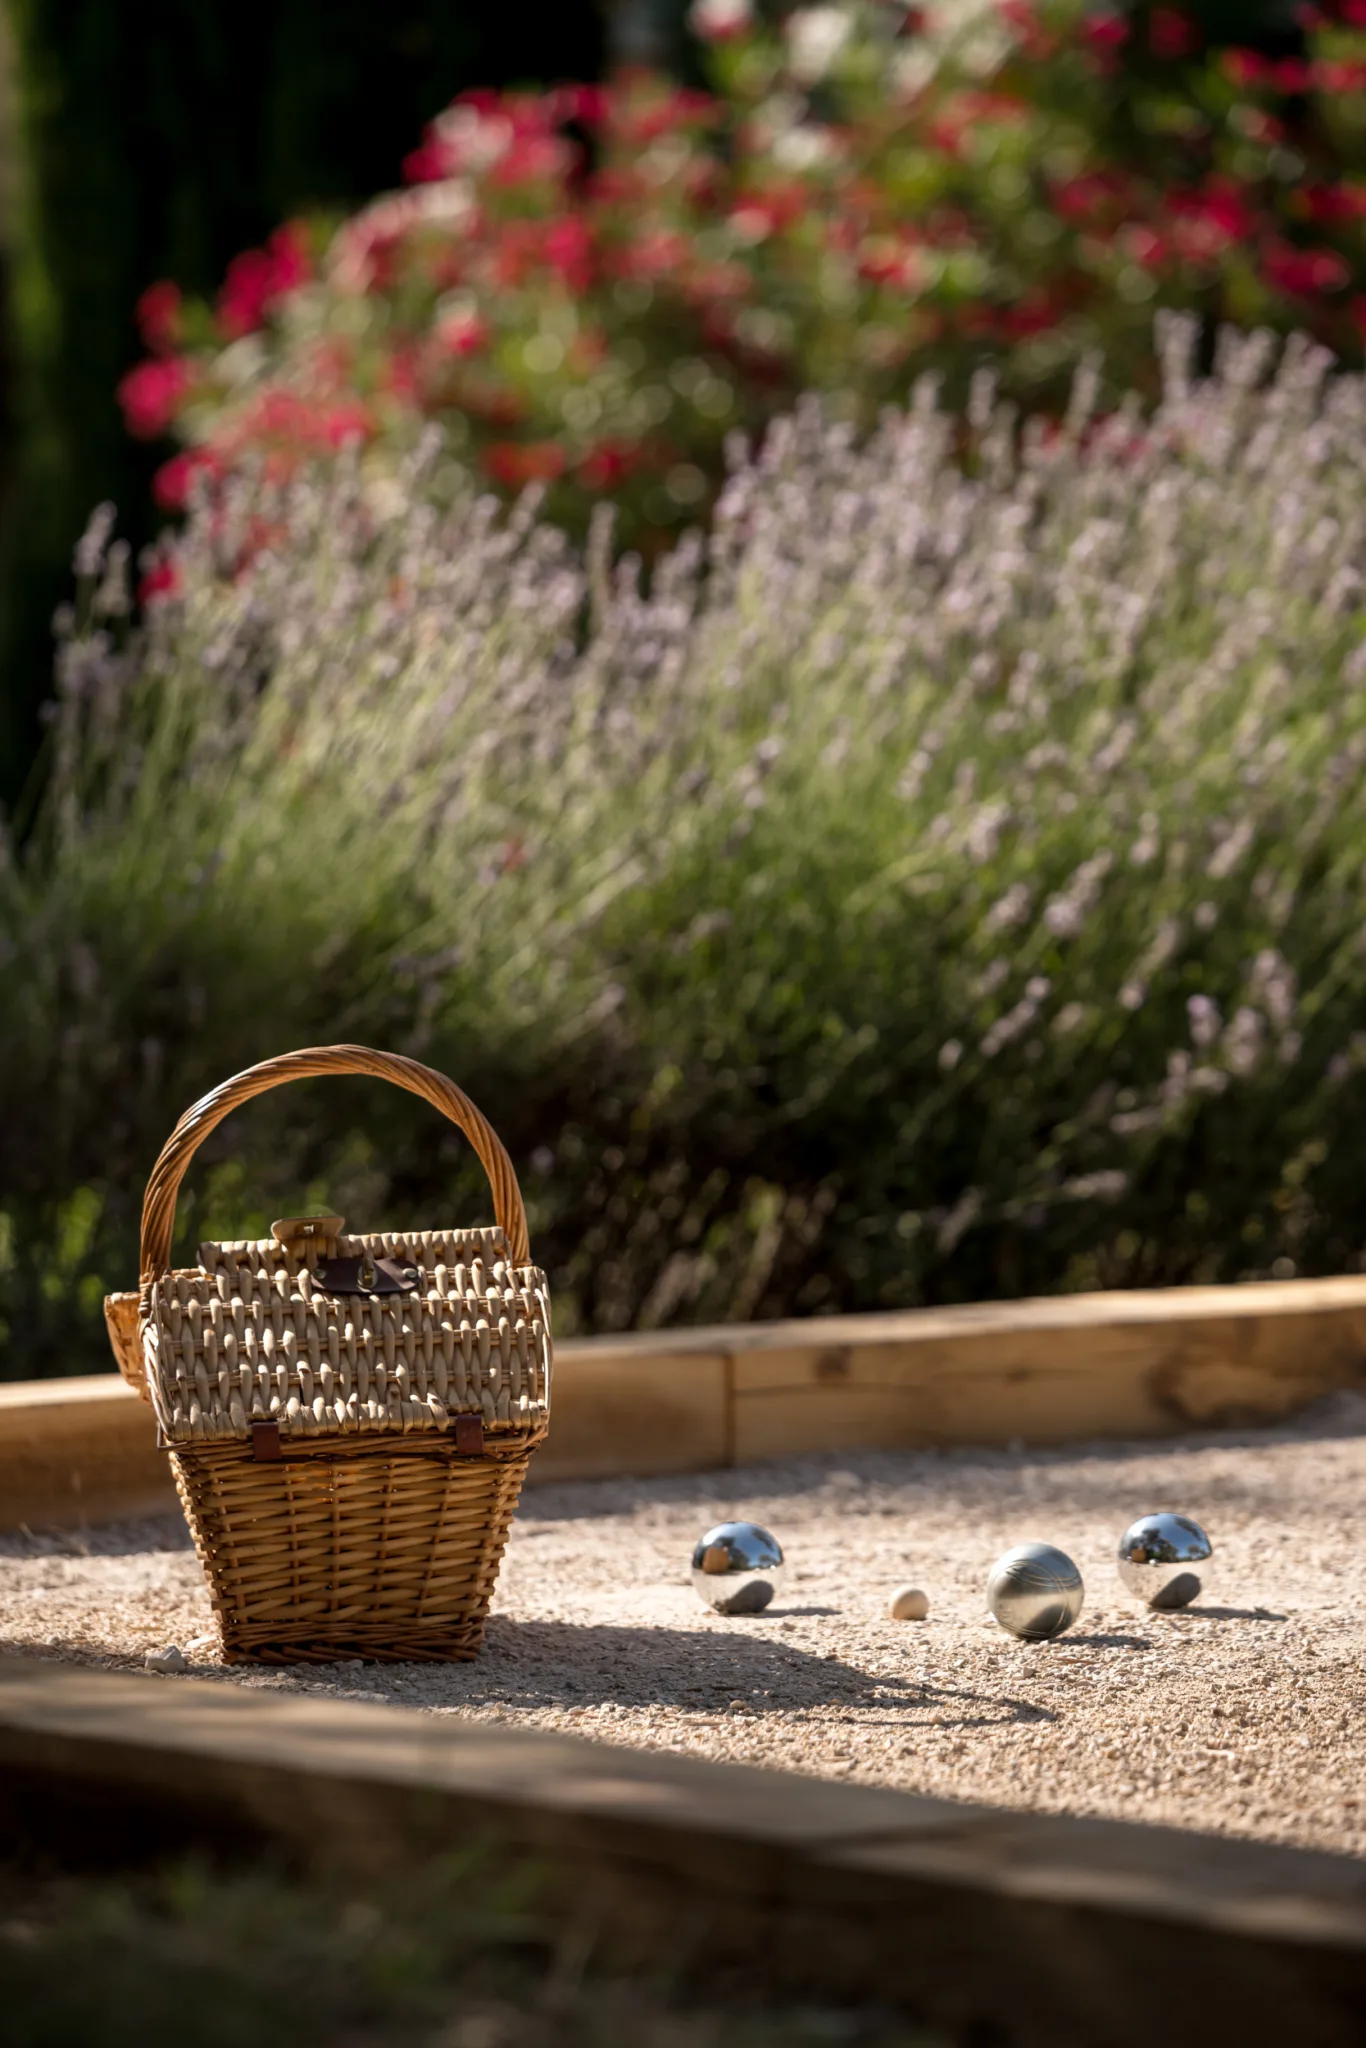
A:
397,1614,1036,1732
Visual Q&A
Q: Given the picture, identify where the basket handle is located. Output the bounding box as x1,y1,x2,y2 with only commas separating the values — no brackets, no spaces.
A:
138,1044,530,1283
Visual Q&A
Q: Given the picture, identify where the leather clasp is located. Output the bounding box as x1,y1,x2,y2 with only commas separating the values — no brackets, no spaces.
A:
454,1415,485,1457
318,1254,422,1296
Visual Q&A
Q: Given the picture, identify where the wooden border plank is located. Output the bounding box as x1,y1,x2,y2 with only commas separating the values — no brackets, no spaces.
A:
4,1276,1366,1531
0,1374,173,1531
532,1345,728,1482
557,1277,1366,1466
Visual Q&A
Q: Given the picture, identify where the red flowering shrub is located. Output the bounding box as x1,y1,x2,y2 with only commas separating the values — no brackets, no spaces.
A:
216,224,312,340
120,1,1366,544
117,356,192,439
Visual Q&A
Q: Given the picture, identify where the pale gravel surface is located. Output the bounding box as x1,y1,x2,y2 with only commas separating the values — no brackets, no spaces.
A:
4,1394,1365,1860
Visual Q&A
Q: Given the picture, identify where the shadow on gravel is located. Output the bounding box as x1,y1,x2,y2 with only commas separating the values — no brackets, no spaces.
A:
1180,1605,1287,1622
1061,1631,1152,1651
405,1615,1044,1732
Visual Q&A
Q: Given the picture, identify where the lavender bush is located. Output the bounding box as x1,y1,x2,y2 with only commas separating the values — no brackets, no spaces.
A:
5,315,1366,1375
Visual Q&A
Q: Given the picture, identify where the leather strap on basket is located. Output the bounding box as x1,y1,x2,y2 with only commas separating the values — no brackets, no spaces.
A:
138,1045,530,1285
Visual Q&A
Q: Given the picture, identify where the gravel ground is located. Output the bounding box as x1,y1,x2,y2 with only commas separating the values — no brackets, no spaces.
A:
4,1394,1365,1859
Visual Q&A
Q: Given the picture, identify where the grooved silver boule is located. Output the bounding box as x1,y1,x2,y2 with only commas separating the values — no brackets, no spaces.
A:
987,1542,1084,1641
1117,1513,1212,1609
691,1521,785,1615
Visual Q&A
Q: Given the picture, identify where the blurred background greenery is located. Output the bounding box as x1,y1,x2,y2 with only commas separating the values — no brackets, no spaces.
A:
5,0,1366,1384
9,333,1366,1375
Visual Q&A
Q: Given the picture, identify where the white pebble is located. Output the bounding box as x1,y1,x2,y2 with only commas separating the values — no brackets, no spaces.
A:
888,1586,930,1621
145,1645,187,1674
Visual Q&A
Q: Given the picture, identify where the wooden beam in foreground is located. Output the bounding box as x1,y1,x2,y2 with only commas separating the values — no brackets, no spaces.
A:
3,1276,1365,1529
0,1655,1362,2048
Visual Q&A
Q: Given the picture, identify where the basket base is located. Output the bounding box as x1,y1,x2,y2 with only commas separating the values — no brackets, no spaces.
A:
171,1429,540,1667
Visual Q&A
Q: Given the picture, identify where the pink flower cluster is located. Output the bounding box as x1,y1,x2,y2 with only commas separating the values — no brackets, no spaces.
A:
118,1,1366,559
219,225,312,340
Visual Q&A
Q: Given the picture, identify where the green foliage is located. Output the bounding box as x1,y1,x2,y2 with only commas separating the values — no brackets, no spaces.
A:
0,1852,946,2046
5,326,1366,1377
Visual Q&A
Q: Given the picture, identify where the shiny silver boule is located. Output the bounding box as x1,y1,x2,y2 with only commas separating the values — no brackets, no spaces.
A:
690,1521,785,1615
986,1541,1084,1642
1117,1512,1212,1610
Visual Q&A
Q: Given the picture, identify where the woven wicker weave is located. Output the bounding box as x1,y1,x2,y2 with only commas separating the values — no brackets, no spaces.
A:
104,1045,550,1665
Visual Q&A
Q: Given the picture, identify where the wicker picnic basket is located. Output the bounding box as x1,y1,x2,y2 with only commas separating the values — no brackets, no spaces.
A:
103,1045,551,1665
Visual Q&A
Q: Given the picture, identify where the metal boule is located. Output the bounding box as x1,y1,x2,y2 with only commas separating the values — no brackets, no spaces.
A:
1117,1513,1212,1609
690,1521,785,1615
986,1542,1083,1642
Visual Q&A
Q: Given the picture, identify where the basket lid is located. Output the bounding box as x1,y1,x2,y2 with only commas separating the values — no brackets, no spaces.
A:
141,1225,551,1449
